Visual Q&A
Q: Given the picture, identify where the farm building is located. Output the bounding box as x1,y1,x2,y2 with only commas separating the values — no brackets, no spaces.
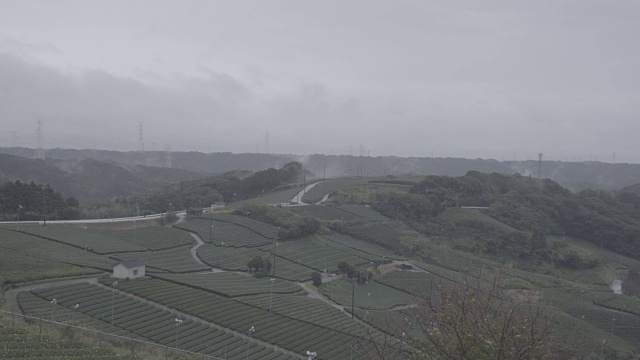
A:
113,259,145,279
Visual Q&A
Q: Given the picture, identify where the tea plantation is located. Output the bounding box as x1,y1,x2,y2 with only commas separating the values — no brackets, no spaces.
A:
5,179,640,359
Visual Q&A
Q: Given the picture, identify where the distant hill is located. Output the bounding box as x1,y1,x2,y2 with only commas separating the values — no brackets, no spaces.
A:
406,172,640,260
116,161,304,214
621,183,640,195
507,160,640,192
0,153,206,205
3,147,640,192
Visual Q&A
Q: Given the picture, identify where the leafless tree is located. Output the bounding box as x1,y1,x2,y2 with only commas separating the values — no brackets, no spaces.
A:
356,270,597,360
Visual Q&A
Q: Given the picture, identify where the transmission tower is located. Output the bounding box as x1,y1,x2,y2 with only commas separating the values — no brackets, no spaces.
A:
265,131,269,154
165,144,172,168
34,119,45,159
537,153,543,189
358,144,366,157
138,122,144,152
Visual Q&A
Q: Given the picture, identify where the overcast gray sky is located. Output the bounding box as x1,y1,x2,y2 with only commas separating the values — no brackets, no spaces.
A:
1,0,639,162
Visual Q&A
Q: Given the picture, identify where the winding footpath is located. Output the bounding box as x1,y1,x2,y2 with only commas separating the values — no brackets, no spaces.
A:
298,282,344,312
189,233,206,266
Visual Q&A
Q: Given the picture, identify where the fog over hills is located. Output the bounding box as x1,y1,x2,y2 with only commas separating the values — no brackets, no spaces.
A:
2,2,640,162
0,151,206,205
2,147,640,205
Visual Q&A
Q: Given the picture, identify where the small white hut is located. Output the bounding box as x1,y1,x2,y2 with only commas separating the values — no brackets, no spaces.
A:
113,259,145,279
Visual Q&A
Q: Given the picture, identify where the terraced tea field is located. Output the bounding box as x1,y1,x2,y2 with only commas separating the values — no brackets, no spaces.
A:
20,283,295,359
319,278,419,310
18,225,146,254
95,226,193,250
564,306,640,351
155,273,303,297
175,218,272,247
196,245,319,282
265,237,375,274
338,222,405,251
112,247,209,273
18,291,137,337
197,245,265,270
376,270,444,297
289,205,360,221
0,247,99,285
337,205,390,221
0,320,136,360
236,293,387,341
236,187,302,205
322,234,404,260
106,279,378,358
9,180,640,359
0,229,116,275
205,214,280,239
561,236,640,270
301,179,366,204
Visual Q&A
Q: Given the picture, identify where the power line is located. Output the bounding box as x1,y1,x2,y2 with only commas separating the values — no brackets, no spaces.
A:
138,122,144,152
34,120,45,159
165,144,172,168
537,152,543,189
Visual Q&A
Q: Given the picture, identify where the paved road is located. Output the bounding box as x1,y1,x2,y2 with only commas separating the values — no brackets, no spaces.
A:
0,211,187,226
290,181,326,205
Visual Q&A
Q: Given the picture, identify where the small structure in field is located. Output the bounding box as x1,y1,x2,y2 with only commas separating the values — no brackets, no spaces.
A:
113,259,145,279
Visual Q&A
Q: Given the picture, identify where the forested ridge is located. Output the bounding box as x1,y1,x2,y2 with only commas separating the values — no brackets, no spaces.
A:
0,180,81,221
402,171,640,259
113,161,304,215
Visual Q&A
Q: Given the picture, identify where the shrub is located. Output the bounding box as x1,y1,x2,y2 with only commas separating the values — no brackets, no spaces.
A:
311,272,322,286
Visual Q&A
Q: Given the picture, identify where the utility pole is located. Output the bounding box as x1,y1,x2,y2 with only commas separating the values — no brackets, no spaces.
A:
165,144,172,168
41,186,46,226
138,122,144,152
537,153,543,189
16,205,22,232
351,277,355,318
272,228,279,277
34,119,44,159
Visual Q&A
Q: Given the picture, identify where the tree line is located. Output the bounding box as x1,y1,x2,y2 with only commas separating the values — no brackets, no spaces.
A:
0,180,80,221
80,162,305,219
399,171,640,260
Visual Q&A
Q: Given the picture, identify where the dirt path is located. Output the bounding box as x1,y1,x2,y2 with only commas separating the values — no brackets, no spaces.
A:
96,283,304,359
298,282,345,312
189,233,206,266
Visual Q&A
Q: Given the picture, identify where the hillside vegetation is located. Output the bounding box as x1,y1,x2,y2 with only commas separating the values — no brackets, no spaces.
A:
6,165,640,359
0,153,205,205
7,147,640,191
404,172,640,260
0,180,81,221
114,161,304,215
